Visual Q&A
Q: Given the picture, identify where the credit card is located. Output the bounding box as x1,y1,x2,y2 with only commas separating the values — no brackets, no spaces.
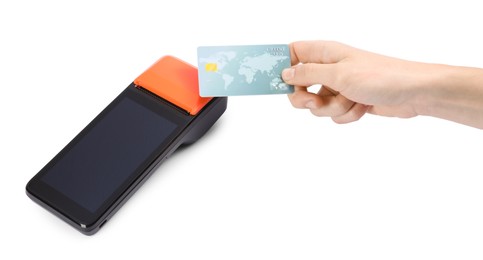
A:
197,44,294,97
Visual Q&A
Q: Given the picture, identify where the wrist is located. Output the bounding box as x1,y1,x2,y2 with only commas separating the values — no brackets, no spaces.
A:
413,64,483,128
411,63,452,117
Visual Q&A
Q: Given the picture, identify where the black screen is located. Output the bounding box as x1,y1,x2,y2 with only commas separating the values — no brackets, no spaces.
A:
42,97,177,213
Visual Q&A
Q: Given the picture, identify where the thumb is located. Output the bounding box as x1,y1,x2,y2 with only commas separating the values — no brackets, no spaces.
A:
282,63,338,88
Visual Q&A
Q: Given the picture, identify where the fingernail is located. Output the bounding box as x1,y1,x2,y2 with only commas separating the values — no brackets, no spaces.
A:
282,68,295,81
306,101,316,109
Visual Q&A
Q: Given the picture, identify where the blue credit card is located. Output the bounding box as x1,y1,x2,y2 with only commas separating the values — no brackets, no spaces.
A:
197,44,294,97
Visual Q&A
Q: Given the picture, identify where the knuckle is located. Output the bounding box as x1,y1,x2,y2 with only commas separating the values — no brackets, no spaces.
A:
309,106,327,117
288,92,307,109
332,112,358,124
332,101,351,116
310,109,325,117
331,104,367,124
295,64,319,84
331,116,349,124
332,63,346,87
303,64,318,79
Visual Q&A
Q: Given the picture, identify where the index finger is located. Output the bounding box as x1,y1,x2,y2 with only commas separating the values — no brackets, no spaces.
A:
289,40,354,65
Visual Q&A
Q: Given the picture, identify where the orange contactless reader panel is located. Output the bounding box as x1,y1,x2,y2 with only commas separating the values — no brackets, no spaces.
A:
26,55,227,235
134,56,212,115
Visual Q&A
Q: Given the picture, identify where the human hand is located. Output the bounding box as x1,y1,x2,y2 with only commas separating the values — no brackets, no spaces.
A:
282,41,429,123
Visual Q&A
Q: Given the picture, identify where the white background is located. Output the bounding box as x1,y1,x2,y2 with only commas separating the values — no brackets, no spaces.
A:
1,0,482,259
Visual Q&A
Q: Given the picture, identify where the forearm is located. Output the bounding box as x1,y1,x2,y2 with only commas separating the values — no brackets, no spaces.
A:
415,64,483,129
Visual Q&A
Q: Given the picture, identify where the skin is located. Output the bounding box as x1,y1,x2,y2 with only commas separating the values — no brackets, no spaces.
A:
282,41,483,129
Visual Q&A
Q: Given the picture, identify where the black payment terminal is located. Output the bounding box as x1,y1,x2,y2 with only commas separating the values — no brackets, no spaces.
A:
26,56,227,235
